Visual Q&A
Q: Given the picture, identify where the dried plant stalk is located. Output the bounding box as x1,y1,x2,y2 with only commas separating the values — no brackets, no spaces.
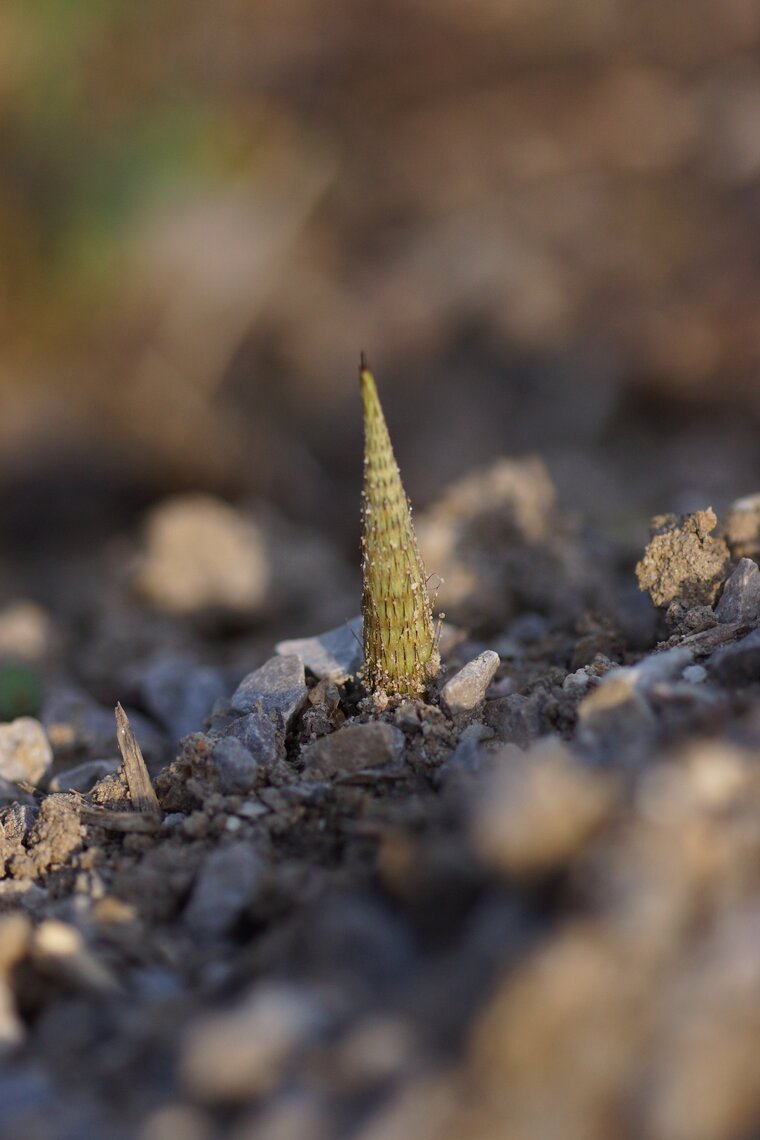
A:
115,703,160,816
360,359,440,696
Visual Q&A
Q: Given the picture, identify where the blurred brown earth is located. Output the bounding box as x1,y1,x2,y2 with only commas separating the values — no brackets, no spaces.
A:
2,0,760,591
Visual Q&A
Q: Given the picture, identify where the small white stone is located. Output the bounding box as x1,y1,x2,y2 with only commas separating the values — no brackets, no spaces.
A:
180,984,325,1101
0,718,52,786
440,651,501,716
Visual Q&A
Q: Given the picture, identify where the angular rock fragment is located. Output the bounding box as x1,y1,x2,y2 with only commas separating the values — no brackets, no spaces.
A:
715,558,760,625
470,742,616,874
440,650,500,716
229,655,307,729
0,718,52,787
301,722,405,777
221,713,282,768
183,843,263,939
276,616,363,680
211,737,262,794
636,508,730,611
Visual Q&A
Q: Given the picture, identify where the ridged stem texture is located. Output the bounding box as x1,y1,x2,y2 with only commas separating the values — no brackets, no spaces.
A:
360,363,440,697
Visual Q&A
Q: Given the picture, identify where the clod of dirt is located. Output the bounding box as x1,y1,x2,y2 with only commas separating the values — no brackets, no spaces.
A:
135,494,271,617
7,795,84,881
417,457,612,632
636,509,730,611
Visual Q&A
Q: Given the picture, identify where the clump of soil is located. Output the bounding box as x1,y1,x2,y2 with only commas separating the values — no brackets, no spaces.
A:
636,507,731,630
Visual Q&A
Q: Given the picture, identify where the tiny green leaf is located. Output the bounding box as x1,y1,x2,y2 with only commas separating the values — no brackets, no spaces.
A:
360,357,440,697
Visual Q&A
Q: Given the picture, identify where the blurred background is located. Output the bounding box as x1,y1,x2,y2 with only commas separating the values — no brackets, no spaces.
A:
3,0,760,619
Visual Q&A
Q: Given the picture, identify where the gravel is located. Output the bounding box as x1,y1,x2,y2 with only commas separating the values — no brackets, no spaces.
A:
211,736,263,794
135,656,228,742
276,616,364,680
229,655,307,729
715,557,760,625
183,843,264,939
0,719,52,787
301,722,406,776
440,650,501,715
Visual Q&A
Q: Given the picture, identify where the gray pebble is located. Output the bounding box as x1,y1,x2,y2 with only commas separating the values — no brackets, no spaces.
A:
436,722,499,788
212,736,262,794
301,722,405,777
0,718,52,786
135,656,228,741
183,843,264,939
483,692,544,750
708,629,760,685
440,651,501,716
715,558,760,625
230,655,307,729
222,713,282,767
48,759,121,794
276,616,363,680
576,672,659,768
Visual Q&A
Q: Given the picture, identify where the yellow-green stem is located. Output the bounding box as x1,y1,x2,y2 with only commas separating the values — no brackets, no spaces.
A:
360,360,440,696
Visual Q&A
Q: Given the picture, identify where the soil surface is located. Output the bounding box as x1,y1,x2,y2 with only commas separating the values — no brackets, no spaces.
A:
2,461,760,1140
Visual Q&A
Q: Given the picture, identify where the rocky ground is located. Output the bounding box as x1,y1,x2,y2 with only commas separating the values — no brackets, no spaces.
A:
3,461,760,1140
